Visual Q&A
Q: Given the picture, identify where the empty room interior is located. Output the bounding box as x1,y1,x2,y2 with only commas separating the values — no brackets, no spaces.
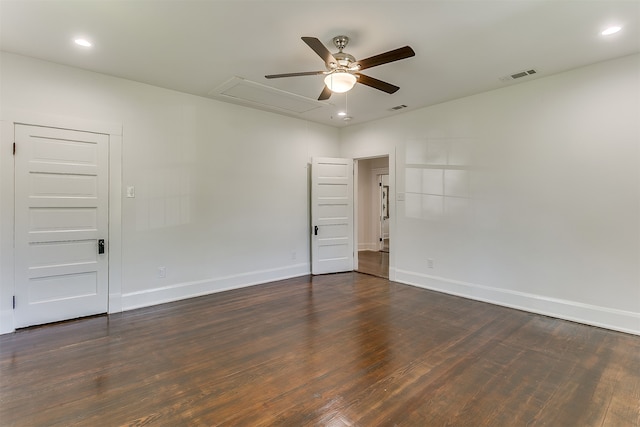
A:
1,1,639,425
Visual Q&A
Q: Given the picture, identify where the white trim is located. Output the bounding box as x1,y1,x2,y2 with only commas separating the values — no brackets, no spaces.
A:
0,110,122,334
358,244,379,251
2,109,122,136
389,149,396,281
0,310,12,335
0,120,16,334
371,167,389,251
351,152,395,280
108,134,123,313
395,269,640,336
122,263,310,311
353,160,359,272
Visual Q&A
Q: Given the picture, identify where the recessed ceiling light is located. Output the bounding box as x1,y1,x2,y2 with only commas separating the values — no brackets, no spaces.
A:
337,111,347,116
74,38,92,47
601,26,622,36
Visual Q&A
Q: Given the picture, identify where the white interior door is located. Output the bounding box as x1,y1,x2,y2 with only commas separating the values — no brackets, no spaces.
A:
311,157,354,275
14,124,109,328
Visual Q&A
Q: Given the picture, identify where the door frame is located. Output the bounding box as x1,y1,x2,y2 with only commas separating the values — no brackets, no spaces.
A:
373,169,389,251
0,110,123,334
352,152,396,281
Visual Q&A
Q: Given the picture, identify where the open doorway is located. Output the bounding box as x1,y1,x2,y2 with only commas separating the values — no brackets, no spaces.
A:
355,156,389,278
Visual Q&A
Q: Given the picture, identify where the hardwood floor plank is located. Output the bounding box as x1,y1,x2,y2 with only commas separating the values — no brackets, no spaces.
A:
1,273,639,426
357,250,389,279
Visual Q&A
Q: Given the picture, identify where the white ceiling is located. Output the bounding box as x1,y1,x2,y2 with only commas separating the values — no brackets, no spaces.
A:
1,0,639,128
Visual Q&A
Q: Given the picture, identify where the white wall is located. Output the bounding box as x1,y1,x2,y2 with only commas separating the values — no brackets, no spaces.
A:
342,54,640,335
2,51,639,336
0,52,339,333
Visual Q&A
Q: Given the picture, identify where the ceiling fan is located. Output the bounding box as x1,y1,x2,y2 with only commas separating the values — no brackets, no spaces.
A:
265,36,415,101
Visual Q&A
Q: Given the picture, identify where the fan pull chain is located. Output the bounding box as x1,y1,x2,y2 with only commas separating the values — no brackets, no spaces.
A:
345,91,348,116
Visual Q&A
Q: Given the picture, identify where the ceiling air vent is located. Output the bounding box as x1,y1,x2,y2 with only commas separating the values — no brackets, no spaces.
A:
390,104,408,111
499,69,538,83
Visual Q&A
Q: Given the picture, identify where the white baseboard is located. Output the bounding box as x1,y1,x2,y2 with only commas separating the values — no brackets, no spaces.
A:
358,243,379,251
5,264,635,337
0,263,310,335
395,269,640,336
121,263,310,311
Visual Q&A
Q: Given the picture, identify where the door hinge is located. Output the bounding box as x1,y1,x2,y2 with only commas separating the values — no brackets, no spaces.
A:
379,182,382,187
380,238,383,242
12,295,15,309
13,142,16,155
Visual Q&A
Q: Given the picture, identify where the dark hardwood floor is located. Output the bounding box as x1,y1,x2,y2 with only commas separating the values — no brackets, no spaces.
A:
1,273,639,426
357,250,389,278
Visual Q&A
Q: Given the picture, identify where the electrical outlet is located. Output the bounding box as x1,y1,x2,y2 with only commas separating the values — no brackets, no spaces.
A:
158,266,166,278
126,186,135,198
427,259,434,269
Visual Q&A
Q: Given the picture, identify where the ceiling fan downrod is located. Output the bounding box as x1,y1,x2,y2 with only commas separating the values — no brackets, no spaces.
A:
332,35,349,51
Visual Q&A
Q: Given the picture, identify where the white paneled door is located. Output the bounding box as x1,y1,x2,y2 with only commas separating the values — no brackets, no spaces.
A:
14,124,109,328
311,157,354,275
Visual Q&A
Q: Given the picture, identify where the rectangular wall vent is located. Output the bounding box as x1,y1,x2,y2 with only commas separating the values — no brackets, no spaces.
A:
390,104,408,111
499,69,538,82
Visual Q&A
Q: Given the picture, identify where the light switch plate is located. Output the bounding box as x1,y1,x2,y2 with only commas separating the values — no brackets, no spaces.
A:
126,186,135,198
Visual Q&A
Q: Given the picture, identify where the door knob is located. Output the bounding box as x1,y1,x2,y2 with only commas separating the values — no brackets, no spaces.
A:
98,239,105,254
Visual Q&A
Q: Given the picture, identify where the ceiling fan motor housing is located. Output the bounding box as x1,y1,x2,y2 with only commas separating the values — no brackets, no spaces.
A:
328,36,358,70
331,52,357,69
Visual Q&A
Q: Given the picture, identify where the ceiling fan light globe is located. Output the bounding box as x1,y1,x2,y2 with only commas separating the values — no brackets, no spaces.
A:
324,72,357,93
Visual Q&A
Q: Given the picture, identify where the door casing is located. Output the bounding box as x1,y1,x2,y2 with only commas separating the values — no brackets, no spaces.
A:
351,155,396,280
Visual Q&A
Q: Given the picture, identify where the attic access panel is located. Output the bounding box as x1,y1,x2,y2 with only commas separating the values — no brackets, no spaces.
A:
209,77,327,114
